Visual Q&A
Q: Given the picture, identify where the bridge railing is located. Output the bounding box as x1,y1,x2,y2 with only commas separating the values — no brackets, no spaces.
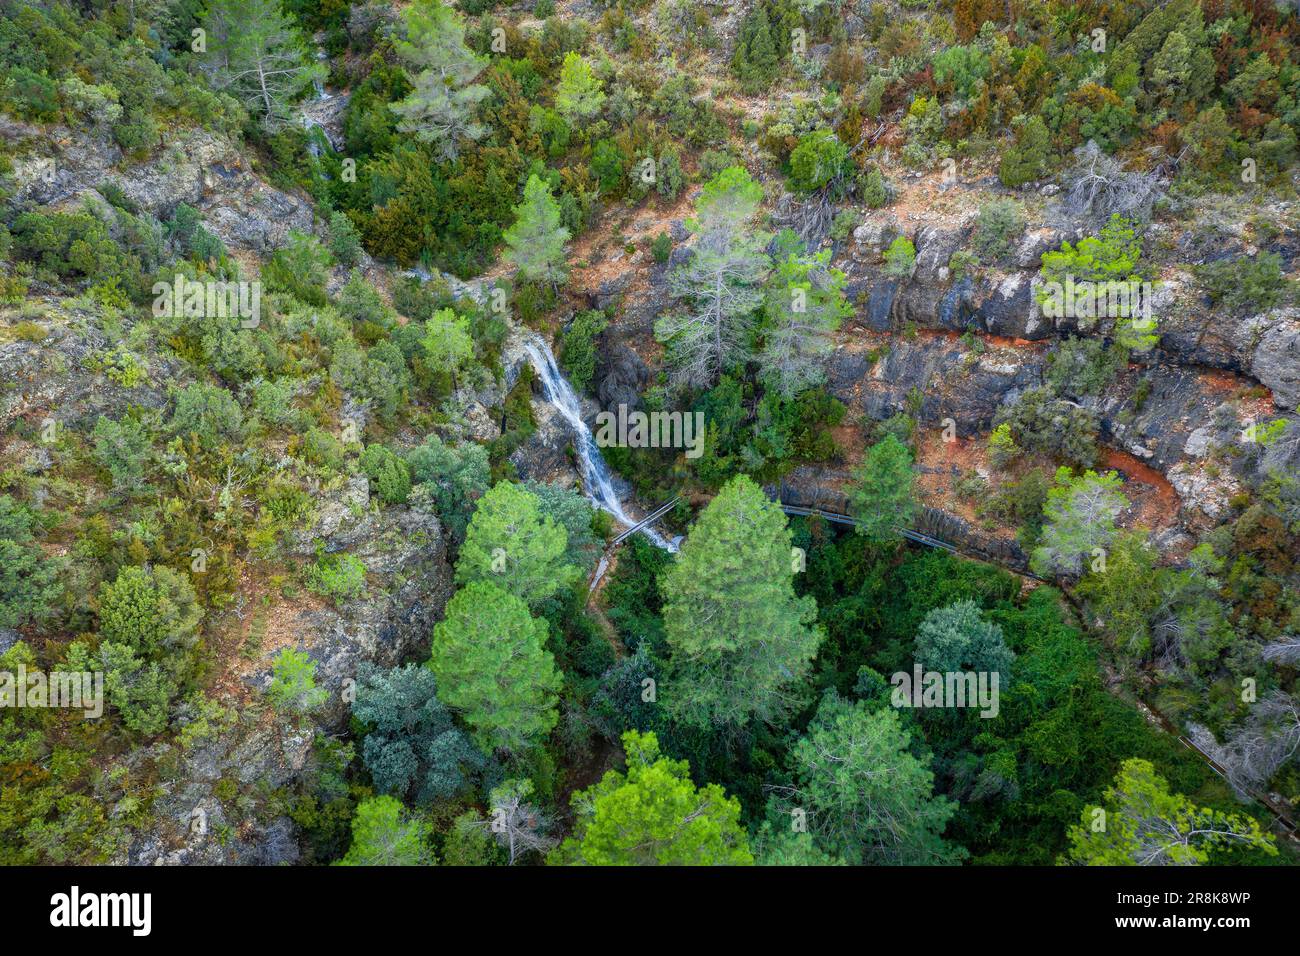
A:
611,496,679,545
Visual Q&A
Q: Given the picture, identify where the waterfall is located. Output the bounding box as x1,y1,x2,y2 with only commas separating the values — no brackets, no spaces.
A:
522,334,676,552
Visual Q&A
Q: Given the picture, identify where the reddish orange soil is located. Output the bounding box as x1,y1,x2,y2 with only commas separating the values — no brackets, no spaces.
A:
1099,446,1183,537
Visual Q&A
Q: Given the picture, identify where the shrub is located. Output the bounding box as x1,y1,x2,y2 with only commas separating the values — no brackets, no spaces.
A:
1197,253,1289,315
327,210,363,267
300,427,346,470
986,422,1020,470
999,114,1052,187
883,236,916,278
252,378,302,429
591,139,629,195
264,230,332,306
169,382,245,450
650,232,673,263
1046,337,1125,397
268,647,328,714
98,565,202,659
112,107,158,155
788,129,850,193
973,198,1025,262
359,444,412,504
994,386,1099,467
166,204,225,262
306,551,367,605
860,167,890,208
830,209,861,242
406,435,490,540
92,415,150,494
10,210,123,281
863,74,887,118
0,495,61,629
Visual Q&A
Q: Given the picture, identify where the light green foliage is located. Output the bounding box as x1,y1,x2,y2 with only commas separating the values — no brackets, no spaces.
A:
1030,468,1127,578
660,475,821,727
455,481,579,607
847,433,917,543
522,480,603,577
359,445,412,504
337,796,435,866
503,174,570,285
551,731,753,865
554,52,605,122
986,422,1020,469
305,552,367,605
658,167,770,389
202,0,323,130
760,248,850,397
0,496,61,630
751,823,848,865
1040,215,1142,286
777,692,964,864
99,565,202,659
1039,216,1157,362
1065,759,1275,865
420,307,474,378
268,647,328,714
442,810,502,865
914,600,1014,682
932,43,990,100
427,581,561,754
389,0,489,161
883,236,916,278
787,129,849,192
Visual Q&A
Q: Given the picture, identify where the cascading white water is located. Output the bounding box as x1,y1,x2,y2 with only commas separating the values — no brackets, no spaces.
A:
522,334,676,552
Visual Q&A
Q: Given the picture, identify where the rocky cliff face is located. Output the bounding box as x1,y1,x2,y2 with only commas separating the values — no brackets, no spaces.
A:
1,115,458,866
2,116,314,253
571,171,1299,544
120,481,453,866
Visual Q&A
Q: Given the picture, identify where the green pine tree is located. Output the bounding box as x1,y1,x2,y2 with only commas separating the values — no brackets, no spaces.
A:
551,731,754,865
455,481,579,607
661,475,821,727
847,433,917,543
428,581,561,754
503,174,571,286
